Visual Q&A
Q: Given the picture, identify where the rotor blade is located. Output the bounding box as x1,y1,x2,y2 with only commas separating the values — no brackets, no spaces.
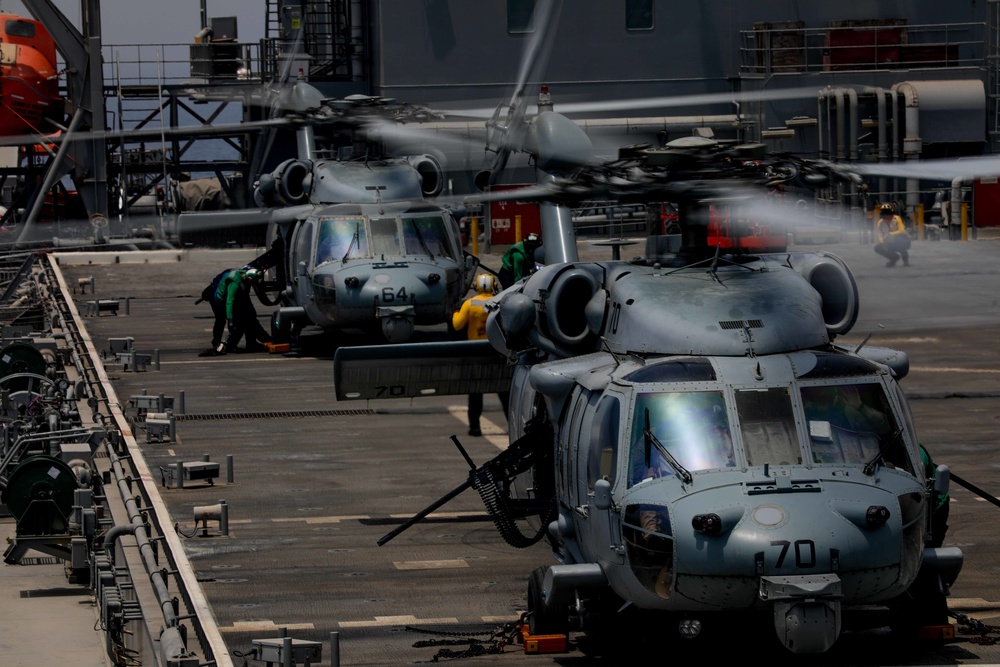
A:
837,156,1000,182
0,118,288,149
363,119,487,153
510,0,562,105
447,84,857,120
251,24,309,175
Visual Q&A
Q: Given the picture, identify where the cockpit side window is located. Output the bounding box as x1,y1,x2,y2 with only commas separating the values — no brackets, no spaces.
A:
736,388,802,466
628,390,734,486
316,218,369,264
293,221,314,272
403,215,453,258
801,382,911,472
588,395,620,490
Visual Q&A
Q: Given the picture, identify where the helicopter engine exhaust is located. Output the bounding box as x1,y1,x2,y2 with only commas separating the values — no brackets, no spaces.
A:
490,264,602,358
406,155,444,197
256,159,313,207
787,252,859,338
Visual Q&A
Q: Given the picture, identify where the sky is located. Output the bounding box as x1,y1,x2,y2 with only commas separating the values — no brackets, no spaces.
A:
7,0,266,45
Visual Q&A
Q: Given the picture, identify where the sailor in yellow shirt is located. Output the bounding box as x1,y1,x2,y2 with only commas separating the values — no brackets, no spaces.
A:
452,274,506,435
874,203,911,267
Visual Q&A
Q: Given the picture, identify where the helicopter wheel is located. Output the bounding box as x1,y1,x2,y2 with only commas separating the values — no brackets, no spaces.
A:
887,572,950,643
528,566,569,636
270,312,291,344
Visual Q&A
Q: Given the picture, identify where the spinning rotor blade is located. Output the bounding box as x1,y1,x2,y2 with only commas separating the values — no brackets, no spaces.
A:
480,0,563,189
510,0,561,105
450,83,858,120
837,156,1000,182
0,118,288,149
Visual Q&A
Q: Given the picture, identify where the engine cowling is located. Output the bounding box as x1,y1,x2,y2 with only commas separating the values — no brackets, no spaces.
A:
406,154,444,197
256,159,313,207
487,263,603,358
788,252,859,337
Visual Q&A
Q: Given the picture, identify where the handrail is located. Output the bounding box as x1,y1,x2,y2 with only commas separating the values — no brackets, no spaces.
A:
740,20,987,75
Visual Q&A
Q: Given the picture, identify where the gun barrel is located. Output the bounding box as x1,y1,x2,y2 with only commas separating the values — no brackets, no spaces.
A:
377,477,472,546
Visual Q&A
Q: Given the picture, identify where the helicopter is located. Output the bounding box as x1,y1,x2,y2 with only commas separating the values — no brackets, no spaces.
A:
212,81,481,345
330,79,970,653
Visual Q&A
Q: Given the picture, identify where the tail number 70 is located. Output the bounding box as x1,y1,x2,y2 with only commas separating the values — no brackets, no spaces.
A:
770,539,816,568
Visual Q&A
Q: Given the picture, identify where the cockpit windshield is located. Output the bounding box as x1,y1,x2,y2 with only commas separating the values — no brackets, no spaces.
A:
352,214,456,259
628,391,735,486
403,215,453,258
369,217,399,257
800,382,909,471
622,376,913,484
316,218,368,264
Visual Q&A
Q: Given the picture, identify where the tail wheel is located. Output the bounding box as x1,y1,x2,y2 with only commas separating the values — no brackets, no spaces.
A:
270,311,291,344
528,566,568,636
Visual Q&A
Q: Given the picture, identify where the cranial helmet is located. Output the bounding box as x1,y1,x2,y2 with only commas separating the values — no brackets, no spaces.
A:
476,273,496,294
879,203,893,214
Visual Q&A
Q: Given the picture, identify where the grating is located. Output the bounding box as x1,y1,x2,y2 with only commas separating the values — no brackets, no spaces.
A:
21,587,89,597
719,319,764,330
176,408,375,422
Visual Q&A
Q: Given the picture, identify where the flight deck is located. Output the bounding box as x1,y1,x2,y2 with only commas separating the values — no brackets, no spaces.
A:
14,235,1000,666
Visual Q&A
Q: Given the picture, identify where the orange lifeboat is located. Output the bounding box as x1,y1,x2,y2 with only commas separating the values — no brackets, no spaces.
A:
0,13,61,137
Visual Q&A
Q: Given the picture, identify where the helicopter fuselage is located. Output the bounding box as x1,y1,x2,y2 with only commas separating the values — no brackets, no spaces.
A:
333,248,962,653
511,347,931,651
488,253,960,652
267,200,475,343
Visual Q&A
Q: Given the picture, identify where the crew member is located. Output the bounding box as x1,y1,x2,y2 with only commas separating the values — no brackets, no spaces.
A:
498,232,541,288
199,267,236,353
874,204,911,268
452,274,507,435
213,267,271,353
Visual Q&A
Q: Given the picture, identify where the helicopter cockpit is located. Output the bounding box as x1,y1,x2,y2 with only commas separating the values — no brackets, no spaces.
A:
612,355,916,491
583,353,925,604
314,212,459,266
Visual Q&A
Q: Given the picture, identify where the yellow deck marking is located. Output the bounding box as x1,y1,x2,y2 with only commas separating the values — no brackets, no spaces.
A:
271,515,370,524
339,615,457,628
393,559,470,570
219,620,315,633
447,405,508,450
388,511,481,520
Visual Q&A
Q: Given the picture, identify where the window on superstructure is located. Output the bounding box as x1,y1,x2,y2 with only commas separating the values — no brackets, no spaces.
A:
508,0,536,34
6,20,36,39
625,0,654,31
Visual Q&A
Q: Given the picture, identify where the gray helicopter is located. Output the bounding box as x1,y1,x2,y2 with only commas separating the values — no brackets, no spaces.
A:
228,82,480,344
332,83,966,653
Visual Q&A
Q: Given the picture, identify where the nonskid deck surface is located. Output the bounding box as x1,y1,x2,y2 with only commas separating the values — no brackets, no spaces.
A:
25,238,1000,665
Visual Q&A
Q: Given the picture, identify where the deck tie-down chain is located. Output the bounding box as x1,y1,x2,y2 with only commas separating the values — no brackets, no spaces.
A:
407,613,528,661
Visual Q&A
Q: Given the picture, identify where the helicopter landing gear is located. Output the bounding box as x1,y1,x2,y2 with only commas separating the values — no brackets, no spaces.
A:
528,566,569,636
270,311,290,344
270,310,304,347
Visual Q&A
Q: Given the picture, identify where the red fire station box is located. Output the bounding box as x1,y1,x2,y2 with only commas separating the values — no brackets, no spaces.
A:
489,184,541,244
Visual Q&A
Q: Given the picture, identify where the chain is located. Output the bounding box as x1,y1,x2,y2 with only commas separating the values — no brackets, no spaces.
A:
407,613,529,662
952,612,1000,645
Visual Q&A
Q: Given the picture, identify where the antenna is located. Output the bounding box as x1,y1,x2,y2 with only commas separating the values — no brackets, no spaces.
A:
600,336,622,366
854,324,885,354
